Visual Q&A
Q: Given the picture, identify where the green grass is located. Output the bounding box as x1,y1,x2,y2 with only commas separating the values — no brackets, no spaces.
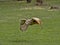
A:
0,0,60,45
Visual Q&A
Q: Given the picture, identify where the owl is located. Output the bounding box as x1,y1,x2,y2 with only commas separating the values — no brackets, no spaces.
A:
20,17,42,31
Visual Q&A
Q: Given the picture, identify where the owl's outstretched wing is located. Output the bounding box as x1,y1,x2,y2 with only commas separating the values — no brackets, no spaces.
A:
20,19,30,31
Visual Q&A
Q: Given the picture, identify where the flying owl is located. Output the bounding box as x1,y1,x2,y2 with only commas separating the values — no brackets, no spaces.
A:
20,17,42,31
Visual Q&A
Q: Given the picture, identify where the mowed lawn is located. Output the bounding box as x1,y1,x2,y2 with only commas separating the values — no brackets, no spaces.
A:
0,1,60,45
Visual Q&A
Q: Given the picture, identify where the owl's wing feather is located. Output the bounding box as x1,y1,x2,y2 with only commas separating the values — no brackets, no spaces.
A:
20,19,26,25
20,19,31,31
20,23,29,31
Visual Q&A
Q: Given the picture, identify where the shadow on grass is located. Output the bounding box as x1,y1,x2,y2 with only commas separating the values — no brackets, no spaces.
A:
9,39,32,43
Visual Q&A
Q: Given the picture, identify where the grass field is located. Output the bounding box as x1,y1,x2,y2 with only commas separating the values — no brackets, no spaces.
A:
0,0,60,45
